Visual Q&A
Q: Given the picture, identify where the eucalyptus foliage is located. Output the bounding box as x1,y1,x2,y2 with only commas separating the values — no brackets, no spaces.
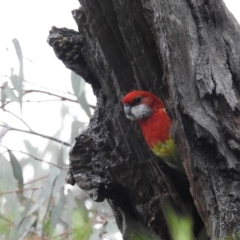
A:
0,39,119,240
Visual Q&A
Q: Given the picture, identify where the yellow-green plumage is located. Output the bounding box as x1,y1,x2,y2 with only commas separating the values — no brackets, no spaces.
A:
152,138,182,171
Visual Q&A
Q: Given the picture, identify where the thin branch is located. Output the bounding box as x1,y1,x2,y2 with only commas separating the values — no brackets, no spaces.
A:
5,48,34,63
24,99,96,109
1,99,96,109
0,187,42,195
0,87,76,105
10,150,67,169
1,108,32,131
0,87,96,109
23,99,76,103
0,127,8,140
23,79,75,95
24,89,79,103
24,174,50,185
51,231,71,239
1,99,77,104
0,74,74,95
0,102,9,109
0,148,66,169
0,124,71,146
0,213,13,224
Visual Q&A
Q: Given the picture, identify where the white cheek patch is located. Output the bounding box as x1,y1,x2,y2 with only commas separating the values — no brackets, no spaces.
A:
131,104,153,120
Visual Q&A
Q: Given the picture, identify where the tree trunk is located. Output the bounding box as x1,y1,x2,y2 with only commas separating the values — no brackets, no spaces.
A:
48,0,240,239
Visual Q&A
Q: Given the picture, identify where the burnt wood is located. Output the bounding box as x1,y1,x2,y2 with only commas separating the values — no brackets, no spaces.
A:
48,0,240,239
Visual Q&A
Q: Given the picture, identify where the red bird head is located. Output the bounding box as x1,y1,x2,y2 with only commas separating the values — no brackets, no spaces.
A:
122,91,165,120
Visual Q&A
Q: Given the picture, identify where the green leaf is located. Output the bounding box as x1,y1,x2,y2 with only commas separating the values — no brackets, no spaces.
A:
10,72,22,96
163,205,194,240
72,207,92,240
41,168,64,239
0,217,10,238
0,154,15,190
11,198,37,240
57,145,65,166
76,199,89,224
8,151,24,189
12,38,23,64
71,71,85,98
12,38,23,111
71,71,92,118
43,219,51,237
3,83,19,102
12,215,37,240
48,189,65,238
71,120,87,144
52,169,66,196
1,82,8,103
22,167,59,217
66,190,74,232
78,92,92,118
23,140,39,156
23,140,45,179
60,103,70,119
0,155,21,237
14,168,59,239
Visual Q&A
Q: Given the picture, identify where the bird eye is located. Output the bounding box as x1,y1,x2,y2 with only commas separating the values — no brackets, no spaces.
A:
133,96,142,105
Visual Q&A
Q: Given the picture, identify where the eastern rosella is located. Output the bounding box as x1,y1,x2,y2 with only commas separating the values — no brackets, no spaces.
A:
122,90,182,171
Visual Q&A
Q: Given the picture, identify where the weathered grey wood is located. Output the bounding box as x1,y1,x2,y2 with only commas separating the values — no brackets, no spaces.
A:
48,0,240,239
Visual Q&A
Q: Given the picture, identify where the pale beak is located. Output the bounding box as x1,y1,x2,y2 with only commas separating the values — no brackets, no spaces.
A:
124,104,131,118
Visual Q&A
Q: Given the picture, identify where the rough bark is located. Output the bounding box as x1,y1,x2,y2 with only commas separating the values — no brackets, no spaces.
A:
48,0,240,239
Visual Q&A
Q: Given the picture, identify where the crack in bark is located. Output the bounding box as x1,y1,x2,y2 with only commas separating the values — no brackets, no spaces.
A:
48,0,240,238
